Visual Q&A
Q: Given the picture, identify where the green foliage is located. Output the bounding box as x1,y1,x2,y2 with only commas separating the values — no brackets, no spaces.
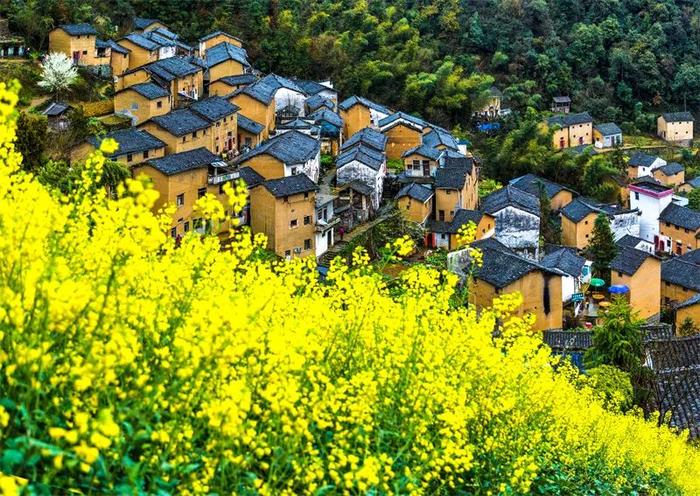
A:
16,112,48,172
538,183,560,245
688,188,700,211
586,213,617,283
386,158,404,173
585,298,644,374
587,365,634,413
678,317,699,337
478,178,502,198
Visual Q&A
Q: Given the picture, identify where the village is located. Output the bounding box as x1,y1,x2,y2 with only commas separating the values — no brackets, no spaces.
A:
0,16,695,437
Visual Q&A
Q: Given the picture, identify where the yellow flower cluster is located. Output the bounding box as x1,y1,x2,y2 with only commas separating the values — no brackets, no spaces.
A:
0,82,699,494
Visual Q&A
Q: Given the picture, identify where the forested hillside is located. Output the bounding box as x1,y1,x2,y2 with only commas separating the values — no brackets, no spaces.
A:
5,0,700,126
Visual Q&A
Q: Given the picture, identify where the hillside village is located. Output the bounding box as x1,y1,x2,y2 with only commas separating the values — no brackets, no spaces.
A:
0,16,695,437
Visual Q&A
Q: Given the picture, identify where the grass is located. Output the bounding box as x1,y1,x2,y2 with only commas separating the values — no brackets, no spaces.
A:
0,60,42,107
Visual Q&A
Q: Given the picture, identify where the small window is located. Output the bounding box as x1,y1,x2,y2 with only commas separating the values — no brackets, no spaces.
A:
304,215,311,225
634,192,639,200
618,271,623,277
304,239,311,250
143,150,149,159
126,154,133,162
192,131,197,138
290,219,298,228
82,50,87,55
184,221,190,232
170,227,177,238
284,250,291,257
197,187,207,198
291,167,298,175
157,101,163,109
131,102,139,110
304,192,309,199
176,193,184,207
182,137,186,143
666,222,671,227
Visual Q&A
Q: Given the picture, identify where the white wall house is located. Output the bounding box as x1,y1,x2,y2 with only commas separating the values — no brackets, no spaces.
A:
336,146,386,210
629,181,673,244
481,186,540,259
628,152,666,178
315,194,336,257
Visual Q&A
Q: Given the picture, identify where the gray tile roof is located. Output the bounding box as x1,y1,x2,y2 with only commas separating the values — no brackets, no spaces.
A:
509,173,575,200
435,166,468,190
295,79,336,96
628,151,660,168
123,33,160,51
657,162,685,176
238,166,264,188
305,94,334,112
422,128,459,151
219,74,258,87
336,145,384,171
610,246,656,276
133,17,161,30
659,203,700,231
237,114,264,135
308,108,343,128
541,247,586,277
152,26,178,40
342,128,387,152
442,156,474,172
106,40,129,54
262,174,318,198
124,82,169,100
542,330,592,351
147,147,219,175
337,95,391,115
402,144,441,161
631,176,673,193
617,234,649,249
236,73,302,105
471,238,562,288
395,182,433,203
684,177,700,189
41,101,70,116
561,197,632,223
141,31,176,47
547,111,593,127
190,96,239,122
594,122,622,136
58,23,97,36
378,111,427,130
240,130,319,165
552,96,571,104
662,112,694,122
148,109,210,136
88,129,165,158
277,118,317,131
481,185,540,216
144,57,202,81
429,209,484,234
199,31,243,44
206,41,250,68
662,257,700,292
677,293,700,310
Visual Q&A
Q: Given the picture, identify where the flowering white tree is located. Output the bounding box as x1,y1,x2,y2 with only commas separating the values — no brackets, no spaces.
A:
38,52,78,97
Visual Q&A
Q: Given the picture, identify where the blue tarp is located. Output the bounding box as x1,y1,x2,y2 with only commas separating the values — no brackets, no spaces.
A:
477,122,501,132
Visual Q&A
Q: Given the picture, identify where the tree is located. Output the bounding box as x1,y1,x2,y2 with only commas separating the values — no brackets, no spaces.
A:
586,213,617,283
15,112,48,172
38,52,79,97
538,183,560,244
587,364,634,413
677,317,698,337
688,188,700,211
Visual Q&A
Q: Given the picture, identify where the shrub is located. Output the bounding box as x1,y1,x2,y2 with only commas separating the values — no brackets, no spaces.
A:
0,81,699,494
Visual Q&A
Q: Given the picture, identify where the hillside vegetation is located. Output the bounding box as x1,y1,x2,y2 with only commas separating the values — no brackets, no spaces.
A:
0,81,699,493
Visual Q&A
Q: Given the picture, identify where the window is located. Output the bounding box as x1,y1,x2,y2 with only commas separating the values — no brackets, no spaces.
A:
131,102,139,110
284,250,291,257
618,271,623,277
157,101,162,109
304,215,311,225
197,187,207,198
291,167,298,175
192,131,197,138
445,190,451,195
216,122,221,127
666,222,671,227
126,154,133,162
304,239,311,250
304,192,309,199
143,150,149,159
184,221,190,232
170,227,177,238
182,137,186,143
82,50,87,55
176,193,184,207
634,192,639,200
584,220,588,225
290,219,298,228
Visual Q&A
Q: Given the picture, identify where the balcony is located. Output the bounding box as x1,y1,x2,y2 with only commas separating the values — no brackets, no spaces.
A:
316,216,340,233
208,161,239,185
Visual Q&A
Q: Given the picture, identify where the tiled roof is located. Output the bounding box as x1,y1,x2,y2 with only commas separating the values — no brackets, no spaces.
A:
106,40,129,54
662,111,694,122
144,57,202,81
422,128,459,151
677,293,700,310
561,197,632,223
147,147,220,175
402,144,442,161
337,95,391,115
442,156,474,172
262,174,318,198
305,94,334,112
236,114,264,135
58,23,97,36
628,151,660,168
657,162,684,176
336,145,384,171
471,238,562,288
610,246,655,276
541,247,586,277
617,234,649,249
378,111,427,130
141,30,176,47
295,79,335,96
123,33,160,51
659,203,700,231
190,96,239,122
395,182,433,203
547,111,593,127
594,122,622,135
662,257,700,292
206,41,250,68
219,74,257,87
88,129,165,157
240,130,319,165
308,108,343,128
552,96,571,104
124,82,169,100
133,17,161,30
509,173,574,200
277,118,317,131
481,185,540,216
148,109,210,136
542,330,592,351
631,176,673,194
428,209,484,234
41,101,70,116
684,177,700,189
236,73,302,105
342,128,387,152
199,31,243,44
238,166,264,188
152,26,178,40
435,166,468,190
